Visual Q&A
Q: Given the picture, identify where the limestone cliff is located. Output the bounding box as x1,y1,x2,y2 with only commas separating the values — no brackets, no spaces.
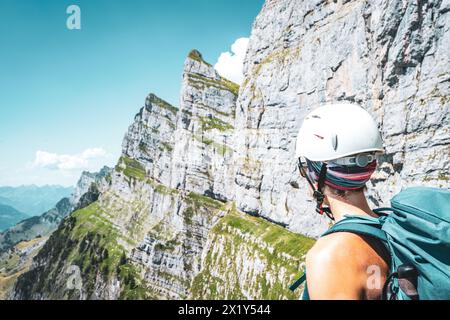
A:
170,50,238,201
234,0,449,237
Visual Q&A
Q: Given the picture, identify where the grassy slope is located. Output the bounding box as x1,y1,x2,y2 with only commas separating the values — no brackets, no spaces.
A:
12,201,151,300
68,202,149,299
0,237,47,299
191,205,315,300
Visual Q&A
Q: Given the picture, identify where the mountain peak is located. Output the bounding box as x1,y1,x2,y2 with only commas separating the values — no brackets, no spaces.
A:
185,49,216,77
187,49,210,65
145,93,178,114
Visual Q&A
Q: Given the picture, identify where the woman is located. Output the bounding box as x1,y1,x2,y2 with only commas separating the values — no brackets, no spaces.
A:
295,103,390,300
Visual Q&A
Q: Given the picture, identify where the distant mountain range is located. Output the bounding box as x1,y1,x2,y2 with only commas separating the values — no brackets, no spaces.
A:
0,185,74,217
0,167,112,298
0,204,28,232
0,198,73,252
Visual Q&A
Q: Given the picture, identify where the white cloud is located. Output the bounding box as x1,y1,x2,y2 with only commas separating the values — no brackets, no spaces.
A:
214,37,249,85
33,148,107,171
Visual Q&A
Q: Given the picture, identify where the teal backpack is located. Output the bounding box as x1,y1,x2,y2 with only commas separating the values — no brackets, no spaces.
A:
290,187,450,300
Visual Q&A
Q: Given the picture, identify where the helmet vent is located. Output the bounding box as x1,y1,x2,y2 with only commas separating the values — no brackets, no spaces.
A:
332,134,338,151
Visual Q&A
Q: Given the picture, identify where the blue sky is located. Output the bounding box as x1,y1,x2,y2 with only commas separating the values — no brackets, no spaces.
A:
0,0,264,187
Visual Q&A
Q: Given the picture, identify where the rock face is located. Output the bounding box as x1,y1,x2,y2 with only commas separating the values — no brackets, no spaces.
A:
234,0,449,237
10,0,449,300
170,50,238,201
121,94,178,187
72,166,113,205
190,205,314,299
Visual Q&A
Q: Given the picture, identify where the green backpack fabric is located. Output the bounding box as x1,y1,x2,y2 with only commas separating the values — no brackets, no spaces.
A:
290,187,450,300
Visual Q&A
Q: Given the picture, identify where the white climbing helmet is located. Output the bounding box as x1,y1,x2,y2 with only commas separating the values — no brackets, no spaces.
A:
295,103,384,164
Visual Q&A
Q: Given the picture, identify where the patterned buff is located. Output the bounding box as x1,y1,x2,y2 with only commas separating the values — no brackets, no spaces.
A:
306,159,377,191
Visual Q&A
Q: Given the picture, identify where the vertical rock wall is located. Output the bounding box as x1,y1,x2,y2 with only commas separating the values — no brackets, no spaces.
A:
234,0,449,237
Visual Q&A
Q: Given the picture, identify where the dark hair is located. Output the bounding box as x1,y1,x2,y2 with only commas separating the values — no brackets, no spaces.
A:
327,185,367,198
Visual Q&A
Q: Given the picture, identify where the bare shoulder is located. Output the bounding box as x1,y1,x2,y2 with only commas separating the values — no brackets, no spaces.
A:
305,231,389,299
307,231,385,270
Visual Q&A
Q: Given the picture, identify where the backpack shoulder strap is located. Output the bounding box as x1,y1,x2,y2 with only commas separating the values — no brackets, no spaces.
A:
289,272,306,292
322,217,388,243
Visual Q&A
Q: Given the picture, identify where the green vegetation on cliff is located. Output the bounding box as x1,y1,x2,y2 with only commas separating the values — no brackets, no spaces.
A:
147,93,179,115
199,115,234,132
187,73,239,96
115,156,147,181
0,237,47,299
193,134,233,156
188,49,213,67
186,192,225,210
61,202,151,298
12,201,153,299
191,205,314,299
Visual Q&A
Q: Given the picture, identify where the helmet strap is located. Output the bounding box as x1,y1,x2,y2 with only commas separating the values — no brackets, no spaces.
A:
298,159,335,221
314,163,334,220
